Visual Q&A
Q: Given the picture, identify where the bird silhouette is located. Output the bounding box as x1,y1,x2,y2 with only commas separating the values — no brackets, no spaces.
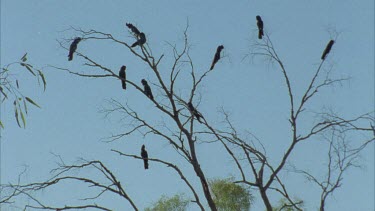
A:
141,145,149,170
210,45,224,70
188,102,204,123
119,66,126,90
141,79,154,100
321,40,335,60
131,32,146,48
256,16,264,39
126,23,140,36
68,37,82,61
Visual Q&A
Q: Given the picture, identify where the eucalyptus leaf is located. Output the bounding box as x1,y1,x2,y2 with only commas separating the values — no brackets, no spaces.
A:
20,110,26,128
15,107,21,127
23,99,28,114
21,63,36,76
25,97,41,108
0,86,7,99
21,53,28,62
38,70,47,91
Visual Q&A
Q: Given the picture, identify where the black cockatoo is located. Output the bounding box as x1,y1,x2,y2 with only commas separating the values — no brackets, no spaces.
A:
256,16,264,39
187,102,204,123
321,40,335,60
210,45,224,70
119,65,126,90
126,23,140,36
68,37,82,61
141,145,149,170
131,32,146,48
141,79,154,100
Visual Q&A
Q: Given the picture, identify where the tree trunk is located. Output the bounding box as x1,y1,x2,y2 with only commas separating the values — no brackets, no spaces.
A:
177,119,217,211
320,200,325,211
190,147,217,211
260,189,273,211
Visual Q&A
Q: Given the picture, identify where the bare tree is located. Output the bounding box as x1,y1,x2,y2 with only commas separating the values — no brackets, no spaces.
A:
291,126,374,211
1,23,373,211
205,33,375,210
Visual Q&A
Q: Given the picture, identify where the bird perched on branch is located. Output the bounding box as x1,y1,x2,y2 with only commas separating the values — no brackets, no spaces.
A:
210,45,224,70
188,102,204,123
68,37,82,61
141,79,154,100
141,145,149,169
131,32,146,48
256,16,264,39
321,40,335,60
119,66,126,90
126,23,141,36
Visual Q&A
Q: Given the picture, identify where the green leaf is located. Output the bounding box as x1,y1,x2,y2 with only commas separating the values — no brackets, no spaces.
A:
0,120,4,129
25,97,41,108
0,86,7,99
23,99,28,114
21,53,28,62
37,70,47,91
21,63,36,76
145,194,190,211
209,178,252,211
15,107,21,127
20,110,26,128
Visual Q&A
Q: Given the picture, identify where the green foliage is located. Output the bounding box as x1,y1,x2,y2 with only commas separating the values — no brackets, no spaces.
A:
144,194,189,211
145,178,253,211
209,178,252,211
0,53,46,128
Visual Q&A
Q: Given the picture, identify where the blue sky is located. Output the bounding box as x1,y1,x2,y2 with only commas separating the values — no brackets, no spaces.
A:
1,0,374,210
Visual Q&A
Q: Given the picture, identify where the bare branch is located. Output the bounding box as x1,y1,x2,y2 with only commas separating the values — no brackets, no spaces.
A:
112,150,205,210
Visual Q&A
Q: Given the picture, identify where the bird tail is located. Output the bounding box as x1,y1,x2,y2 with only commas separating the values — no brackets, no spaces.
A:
68,53,73,61
321,50,328,60
122,81,126,90
131,41,138,48
258,30,263,39
321,54,326,60
210,63,215,70
143,159,149,169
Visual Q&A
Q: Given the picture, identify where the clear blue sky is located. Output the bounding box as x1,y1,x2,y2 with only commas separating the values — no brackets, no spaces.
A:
1,0,374,210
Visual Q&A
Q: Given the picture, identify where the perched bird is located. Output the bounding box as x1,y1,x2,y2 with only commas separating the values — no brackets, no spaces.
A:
256,16,264,39
68,37,82,61
126,23,140,36
131,32,146,48
141,145,149,170
187,102,204,123
321,40,335,60
119,65,126,90
210,45,224,70
141,79,154,100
